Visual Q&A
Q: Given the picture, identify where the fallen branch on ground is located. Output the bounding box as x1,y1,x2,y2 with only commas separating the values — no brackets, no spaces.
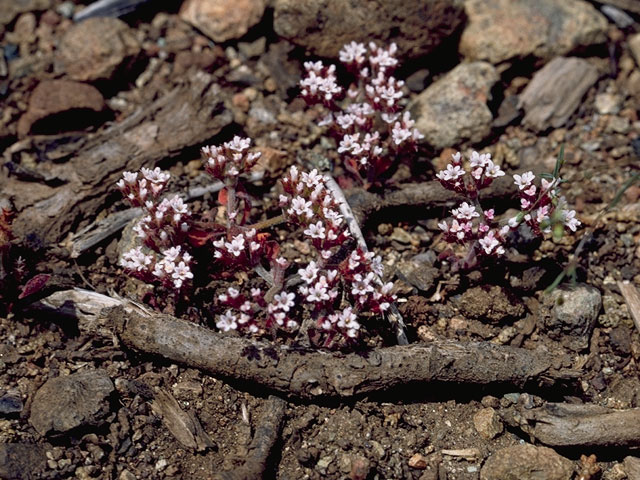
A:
215,396,286,480
507,402,640,447
346,177,517,222
33,289,579,400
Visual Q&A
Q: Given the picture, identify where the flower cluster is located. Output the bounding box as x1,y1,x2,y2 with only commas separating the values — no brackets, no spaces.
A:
117,168,194,292
202,136,262,183
300,42,423,186
436,151,580,265
117,139,399,347
215,284,299,334
279,166,351,255
212,227,267,269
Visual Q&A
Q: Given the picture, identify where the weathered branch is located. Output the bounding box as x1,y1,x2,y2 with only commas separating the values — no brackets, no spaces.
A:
1,72,232,245
34,289,578,400
508,402,640,447
346,176,517,222
215,396,286,480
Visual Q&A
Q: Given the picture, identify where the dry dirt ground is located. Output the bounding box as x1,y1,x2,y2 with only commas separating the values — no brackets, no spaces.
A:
1,1,640,479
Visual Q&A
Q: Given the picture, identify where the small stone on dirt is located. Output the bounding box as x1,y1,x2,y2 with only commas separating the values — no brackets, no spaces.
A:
460,0,607,63
29,369,114,435
541,283,601,351
408,453,428,469
473,407,503,439
179,0,266,43
411,62,498,149
480,444,574,480
0,390,23,415
518,57,599,132
17,79,105,136
56,17,140,82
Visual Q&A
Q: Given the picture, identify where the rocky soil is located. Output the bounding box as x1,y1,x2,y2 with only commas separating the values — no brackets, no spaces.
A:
1,0,640,479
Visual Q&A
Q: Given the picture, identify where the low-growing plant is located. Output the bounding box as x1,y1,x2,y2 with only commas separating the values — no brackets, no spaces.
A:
117,43,583,348
299,41,423,188
435,147,580,270
118,137,395,349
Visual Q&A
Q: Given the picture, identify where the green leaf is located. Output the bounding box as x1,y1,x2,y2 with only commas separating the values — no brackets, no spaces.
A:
606,172,640,213
552,144,565,179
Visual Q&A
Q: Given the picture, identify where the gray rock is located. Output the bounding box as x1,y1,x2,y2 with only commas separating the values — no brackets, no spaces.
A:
460,0,608,64
179,0,266,43
410,62,498,149
519,57,599,132
0,391,23,415
30,369,114,435
542,283,601,351
273,0,464,60
396,253,439,292
480,444,574,480
0,443,47,480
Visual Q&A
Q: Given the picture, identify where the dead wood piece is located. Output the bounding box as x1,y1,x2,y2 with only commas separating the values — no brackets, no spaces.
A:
150,389,215,452
618,281,640,335
34,289,578,399
39,290,576,400
215,396,286,480
518,57,600,132
346,177,517,223
1,72,233,245
515,402,640,447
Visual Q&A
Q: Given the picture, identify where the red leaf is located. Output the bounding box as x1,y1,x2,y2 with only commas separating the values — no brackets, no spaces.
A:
18,274,50,299
217,187,228,206
187,229,218,247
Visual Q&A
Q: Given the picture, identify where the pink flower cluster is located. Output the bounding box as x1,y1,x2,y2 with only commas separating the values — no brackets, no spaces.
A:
280,166,351,255
436,151,581,263
215,285,299,334
202,136,262,183
117,138,399,347
117,168,194,291
300,42,423,185
279,166,396,346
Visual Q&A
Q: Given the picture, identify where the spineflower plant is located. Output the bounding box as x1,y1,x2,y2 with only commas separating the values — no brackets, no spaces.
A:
118,136,396,348
300,41,423,187
435,150,581,269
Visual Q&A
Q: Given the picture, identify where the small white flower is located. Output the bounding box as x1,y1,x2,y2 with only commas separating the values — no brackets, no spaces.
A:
304,221,326,239
272,291,295,312
514,171,535,190
563,209,581,232
436,164,465,182
216,311,238,332
298,261,319,284
225,234,245,257
452,202,479,220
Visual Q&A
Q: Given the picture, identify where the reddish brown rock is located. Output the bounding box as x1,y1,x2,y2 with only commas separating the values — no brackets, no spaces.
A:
460,0,607,63
273,0,464,60
56,17,140,82
17,79,105,136
179,0,266,43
